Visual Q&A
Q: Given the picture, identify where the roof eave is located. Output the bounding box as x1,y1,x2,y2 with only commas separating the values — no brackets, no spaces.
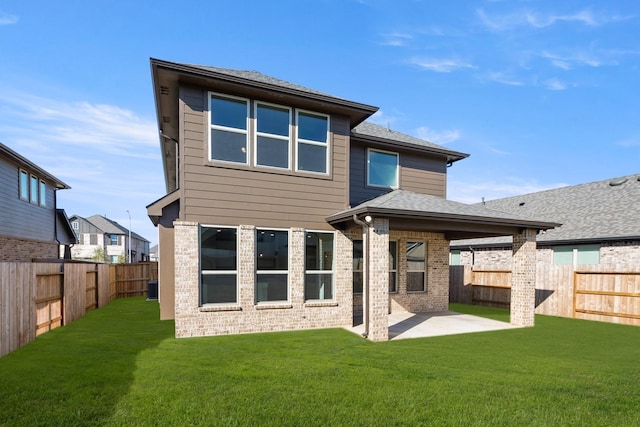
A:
350,132,469,163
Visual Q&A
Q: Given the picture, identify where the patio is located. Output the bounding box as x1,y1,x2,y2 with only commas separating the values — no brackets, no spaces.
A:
349,310,519,340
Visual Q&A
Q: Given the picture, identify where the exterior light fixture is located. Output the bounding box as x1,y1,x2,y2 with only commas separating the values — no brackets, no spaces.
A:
364,215,373,223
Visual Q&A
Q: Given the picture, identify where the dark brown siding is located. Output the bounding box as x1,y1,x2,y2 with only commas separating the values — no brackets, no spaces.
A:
349,142,447,206
179,86,350,230
0,157,55,241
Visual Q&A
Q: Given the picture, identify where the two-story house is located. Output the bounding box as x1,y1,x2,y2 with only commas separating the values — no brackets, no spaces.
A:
68,214,150,263
146,59,558,341
0,142,76,262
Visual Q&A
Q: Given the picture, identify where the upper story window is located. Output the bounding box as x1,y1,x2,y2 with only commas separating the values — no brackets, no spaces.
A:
208,92,330,176
255,103,291,169
72,221,79,230
296,111,329,174
39,180,46,206
209,94,249,164
110,235,119,245
30,175,39,204
367,148,399,188
19,170,29,200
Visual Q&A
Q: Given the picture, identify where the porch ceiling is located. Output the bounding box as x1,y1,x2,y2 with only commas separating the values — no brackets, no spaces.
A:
327,190,560,240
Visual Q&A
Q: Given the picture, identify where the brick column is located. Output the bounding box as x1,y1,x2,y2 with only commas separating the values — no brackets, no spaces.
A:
511,228,537,327
367,218,389,342
290,228,305,306
173,221,199,337
238,225,255,307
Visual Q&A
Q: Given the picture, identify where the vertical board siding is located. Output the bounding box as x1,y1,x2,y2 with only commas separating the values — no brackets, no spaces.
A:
1,261,158,358
180,86,349,230
449,265,640,326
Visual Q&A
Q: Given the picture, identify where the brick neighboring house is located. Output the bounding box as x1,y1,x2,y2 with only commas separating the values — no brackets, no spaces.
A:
0,142,76,262
68,214,151,263
451,174,640,268
146,58,558,341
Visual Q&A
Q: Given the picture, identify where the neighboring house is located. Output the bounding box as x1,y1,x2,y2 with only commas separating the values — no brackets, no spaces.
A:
68,214,151,263
0,142,76,262
146,58,558,341
149,244,158,262
450,174,640,268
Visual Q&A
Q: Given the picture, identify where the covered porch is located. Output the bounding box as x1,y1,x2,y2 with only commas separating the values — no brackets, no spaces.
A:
328,190,559,342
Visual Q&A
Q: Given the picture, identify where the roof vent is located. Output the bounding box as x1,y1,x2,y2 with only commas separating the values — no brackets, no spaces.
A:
609,177,628,186
160,86,170,96
162,116,171,124
519,202,525,206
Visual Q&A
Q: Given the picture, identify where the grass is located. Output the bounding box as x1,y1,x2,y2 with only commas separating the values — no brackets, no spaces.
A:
1,299,640,426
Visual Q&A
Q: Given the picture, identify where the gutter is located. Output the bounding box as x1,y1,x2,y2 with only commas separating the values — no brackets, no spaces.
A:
352,214,370,339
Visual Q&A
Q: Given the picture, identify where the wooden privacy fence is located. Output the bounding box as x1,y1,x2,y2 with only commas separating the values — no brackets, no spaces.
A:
1,261,158,358
450,265,640,326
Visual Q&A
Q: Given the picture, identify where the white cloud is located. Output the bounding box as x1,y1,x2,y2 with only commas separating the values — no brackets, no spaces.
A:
477,8,631,31
367,110,399,127
415,126,461,144
448,178,567,204
380,32,413,47
486,71,524,86
543,77,569,90
409,57,475,73
541,51,605,70
0,11,18,25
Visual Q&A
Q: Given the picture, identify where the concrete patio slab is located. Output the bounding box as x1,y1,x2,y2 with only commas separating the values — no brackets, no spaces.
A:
349,310,519,340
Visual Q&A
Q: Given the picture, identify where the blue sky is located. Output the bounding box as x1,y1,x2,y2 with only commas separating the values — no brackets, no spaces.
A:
1,1,639,245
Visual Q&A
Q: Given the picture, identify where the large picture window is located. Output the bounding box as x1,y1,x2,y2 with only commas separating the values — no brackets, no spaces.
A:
368,149,399,188
200,227,238,304
305,232,334,300
209,94,249,164
406,241,426,292
297,111,329,174
255,103,290,169
256,229,289,303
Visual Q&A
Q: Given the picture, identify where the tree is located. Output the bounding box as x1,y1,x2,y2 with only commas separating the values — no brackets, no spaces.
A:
92,247,107,263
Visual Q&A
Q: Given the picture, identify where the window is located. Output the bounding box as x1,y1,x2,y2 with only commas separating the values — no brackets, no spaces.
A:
30,175,38,204
72,221,79,230
297,111,329,174
19,170,29,200
305,232,334,300
256,229,289,303
255,103,290,169
353,240,363,294
553,245,600,266
110,235,119,245
90,234,97,245
200,227,237,304
367,149,399,188
406,241,426,292
110,255,119,263
389,241,398,293
209,94,249,164
39,180,46,206
450,250,461,266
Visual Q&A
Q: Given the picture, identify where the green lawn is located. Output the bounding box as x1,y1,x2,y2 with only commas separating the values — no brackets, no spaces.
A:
1,298,639,426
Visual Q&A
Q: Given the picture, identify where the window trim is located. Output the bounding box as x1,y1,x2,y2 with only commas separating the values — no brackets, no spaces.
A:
389,240,398,294
255,227,290,304
304,230,335,301
295,109,330,176
254,101,292,170
39,180,46,206
200,225,239,306
367,148,399,189
208,92,250,166
406,241,427,293
19,169,29,201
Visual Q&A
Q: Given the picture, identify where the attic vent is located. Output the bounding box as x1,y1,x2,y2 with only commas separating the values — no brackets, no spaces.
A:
162,116,171,124
609,177,628,186
160,86,170,95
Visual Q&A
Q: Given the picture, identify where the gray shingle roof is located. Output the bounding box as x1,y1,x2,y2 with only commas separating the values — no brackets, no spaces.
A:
186,64,342,99
328,189,558,230
353,121,467,157
86,215,149,242
452,174,640,247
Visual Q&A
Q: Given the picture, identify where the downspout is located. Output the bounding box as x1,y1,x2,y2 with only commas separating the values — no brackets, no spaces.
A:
353,214,370,338
54,188,60,259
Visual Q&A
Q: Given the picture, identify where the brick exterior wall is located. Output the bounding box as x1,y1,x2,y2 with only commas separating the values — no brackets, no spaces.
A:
389,230,450,314
510,229,537,327
367,218,390,342
0,235,58,262
173,221,353,338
